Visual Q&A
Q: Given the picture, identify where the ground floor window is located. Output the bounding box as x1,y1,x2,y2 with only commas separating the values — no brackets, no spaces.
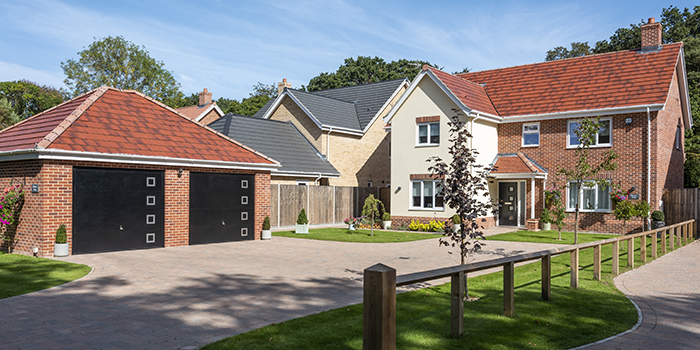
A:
567,181,611,212
411,180,444,209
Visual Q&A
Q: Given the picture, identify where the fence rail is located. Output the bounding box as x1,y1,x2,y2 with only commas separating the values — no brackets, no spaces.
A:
270,185,391,228
363,219,697,349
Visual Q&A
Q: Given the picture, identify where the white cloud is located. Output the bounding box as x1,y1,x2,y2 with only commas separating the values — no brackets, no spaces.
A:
0,61,65,88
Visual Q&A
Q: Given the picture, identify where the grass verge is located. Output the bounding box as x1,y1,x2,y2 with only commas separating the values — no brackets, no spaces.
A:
202,231,684,349
0,252,91,299
272,228,439,243
486,230,614,244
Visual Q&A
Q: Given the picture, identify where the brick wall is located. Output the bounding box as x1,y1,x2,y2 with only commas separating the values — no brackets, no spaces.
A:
270,96,324,151
164,168,189,247
655,71,685,196
0,160,43,255
392,215,496,229
198,109,222,125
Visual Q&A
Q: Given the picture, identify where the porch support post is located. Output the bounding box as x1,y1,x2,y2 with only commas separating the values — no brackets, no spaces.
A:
530,178,535,219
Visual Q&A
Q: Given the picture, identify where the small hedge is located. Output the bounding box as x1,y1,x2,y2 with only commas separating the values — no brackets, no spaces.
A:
262,216,271,230
651,210,665,221
297,209,308,225
55,224,67,244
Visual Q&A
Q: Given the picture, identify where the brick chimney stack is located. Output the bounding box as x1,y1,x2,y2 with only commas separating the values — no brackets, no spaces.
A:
198,88,212,106
641,17,662,51
278,78,292,95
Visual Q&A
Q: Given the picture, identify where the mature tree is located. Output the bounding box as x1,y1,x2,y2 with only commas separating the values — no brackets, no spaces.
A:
545,42,593,61
304,56,433,91
61,36,183,106
0,80,65,119
557,117,619,244
222,82,278,116
428,110,496,299
0,98,20,129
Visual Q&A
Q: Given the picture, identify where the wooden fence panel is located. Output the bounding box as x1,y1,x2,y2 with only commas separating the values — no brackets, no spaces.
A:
270,184,279,227
310,186,334,224
663,188,699,236
379,188,391,213
278,185,307,226
335,186,353,224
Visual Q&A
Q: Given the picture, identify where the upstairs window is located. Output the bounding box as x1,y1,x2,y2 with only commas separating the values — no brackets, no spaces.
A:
522,122,540,147
567,118,612,148
417,122,439,146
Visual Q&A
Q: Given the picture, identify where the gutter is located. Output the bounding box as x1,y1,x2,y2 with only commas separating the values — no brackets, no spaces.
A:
647,106,652,226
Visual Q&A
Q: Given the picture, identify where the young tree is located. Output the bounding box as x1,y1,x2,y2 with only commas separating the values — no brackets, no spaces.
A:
557,117,618,244
545,185,568,240
61,36,183,106
428,110,496,299
362,194,385,237
613,200,636,235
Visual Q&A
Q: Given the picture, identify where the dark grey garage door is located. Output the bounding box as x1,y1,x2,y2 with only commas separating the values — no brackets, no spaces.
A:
190,172,255,245
73,168,165,254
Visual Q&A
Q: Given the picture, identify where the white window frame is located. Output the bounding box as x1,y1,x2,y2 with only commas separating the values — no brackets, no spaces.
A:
409,179,444,210
296,180,308,186
416,122,440,147
566,180,612,213
521,122,540,147
567,117,612,148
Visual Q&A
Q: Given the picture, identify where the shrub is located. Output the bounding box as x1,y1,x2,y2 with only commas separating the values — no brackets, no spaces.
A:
651,210,665,221
540,208,552,224
297,209,308,225
408,219,444,232
55,224,67,244
382,212,391,221
451,214,461,224
262,216,271,230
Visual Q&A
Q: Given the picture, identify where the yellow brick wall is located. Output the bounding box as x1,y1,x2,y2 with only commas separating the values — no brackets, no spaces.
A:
269,97,324,152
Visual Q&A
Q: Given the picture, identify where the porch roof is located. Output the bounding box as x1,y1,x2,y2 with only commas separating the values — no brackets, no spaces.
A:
489,152,547,179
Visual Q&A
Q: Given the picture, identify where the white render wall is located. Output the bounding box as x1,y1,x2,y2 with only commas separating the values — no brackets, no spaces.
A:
389,75,499,219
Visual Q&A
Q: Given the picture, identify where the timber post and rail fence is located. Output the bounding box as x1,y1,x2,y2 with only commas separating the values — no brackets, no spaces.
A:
362,219,697,350
270,184,390,228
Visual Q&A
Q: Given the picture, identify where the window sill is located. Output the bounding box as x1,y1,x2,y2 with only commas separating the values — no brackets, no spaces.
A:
521,144,539,148
415,144,440,148
409,207,445,212
566,144,612,149
565,209,612,214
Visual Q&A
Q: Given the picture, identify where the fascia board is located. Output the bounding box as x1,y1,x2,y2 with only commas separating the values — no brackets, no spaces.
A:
273,170,341,178
677,48,693,128
500,104,666,123
320,125,364,136
489,173,547,179
383,72,427,124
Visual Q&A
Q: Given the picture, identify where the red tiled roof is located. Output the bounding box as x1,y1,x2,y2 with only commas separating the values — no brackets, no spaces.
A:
491,153,545,174
455,43,682,117
176,102,214,120
0,87,275,165
425,66,499,116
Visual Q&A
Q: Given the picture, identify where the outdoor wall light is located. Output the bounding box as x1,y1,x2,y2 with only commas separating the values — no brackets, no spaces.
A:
625,117,633,125
178,168,184,177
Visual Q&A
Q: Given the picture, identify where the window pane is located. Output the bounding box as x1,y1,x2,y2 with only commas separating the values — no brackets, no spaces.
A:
435,181,444,208
412,182,421,207
598,120,610,144
523,133,539,145
423,181,433,208
430,123,440,144
583,188,595,210
598,184,610,210
418,125,427,144
569,122,580,146
568,183,579,209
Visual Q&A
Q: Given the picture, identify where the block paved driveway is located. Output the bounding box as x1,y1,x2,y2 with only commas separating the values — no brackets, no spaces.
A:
581,240,700,350
1,232,566,350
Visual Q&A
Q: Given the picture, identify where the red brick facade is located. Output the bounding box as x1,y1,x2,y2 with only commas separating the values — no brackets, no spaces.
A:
0,159,271,257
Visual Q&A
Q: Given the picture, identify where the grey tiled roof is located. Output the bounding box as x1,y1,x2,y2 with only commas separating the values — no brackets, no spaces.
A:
209,113,340,177
257,79,406,132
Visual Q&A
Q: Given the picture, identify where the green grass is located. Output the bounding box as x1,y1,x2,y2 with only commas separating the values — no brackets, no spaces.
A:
0,252,91,299
272,228,439,243
202,233,691,349
486,230,614,244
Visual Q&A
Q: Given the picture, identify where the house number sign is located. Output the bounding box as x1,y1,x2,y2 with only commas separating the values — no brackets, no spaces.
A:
31,184,39,193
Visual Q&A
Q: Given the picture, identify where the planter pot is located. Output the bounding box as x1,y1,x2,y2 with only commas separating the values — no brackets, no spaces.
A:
652,220,665,230
453,223,461,233
542,222,551,231
261,229,272,240
295,224,309,234
54,243,69,257
383,221,391,229
348,224,356,230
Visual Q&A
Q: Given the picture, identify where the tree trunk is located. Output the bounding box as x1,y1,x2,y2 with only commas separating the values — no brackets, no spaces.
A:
574,209,579,245
371,212,374,236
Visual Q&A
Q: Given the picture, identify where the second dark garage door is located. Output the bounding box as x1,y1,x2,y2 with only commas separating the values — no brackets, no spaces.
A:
189,172,255,245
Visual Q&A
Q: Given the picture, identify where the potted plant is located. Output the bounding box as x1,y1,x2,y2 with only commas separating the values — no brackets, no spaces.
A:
382,212,391,229
451,214,461,233
261,216,272,240
344,216,359,230
651,210,665,229
54,224,69,257
540,208,552,231
295,208,309,234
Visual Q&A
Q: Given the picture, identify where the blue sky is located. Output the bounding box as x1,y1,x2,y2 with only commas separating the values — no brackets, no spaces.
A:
0,1,696,100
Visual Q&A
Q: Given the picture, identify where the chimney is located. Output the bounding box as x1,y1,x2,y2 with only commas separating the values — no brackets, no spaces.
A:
641,17,662,51
278,78,292,95
198,88,212,106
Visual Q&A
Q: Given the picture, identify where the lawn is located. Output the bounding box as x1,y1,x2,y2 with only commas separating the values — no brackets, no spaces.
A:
202,230,678,349
486,229,615,244
272,228,439,243
0,252,92,299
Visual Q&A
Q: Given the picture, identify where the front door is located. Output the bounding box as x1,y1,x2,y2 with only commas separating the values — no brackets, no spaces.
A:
499,182,518,226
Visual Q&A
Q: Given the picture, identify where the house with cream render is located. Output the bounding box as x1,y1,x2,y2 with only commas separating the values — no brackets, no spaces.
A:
385,18,692,233
254,78,408,186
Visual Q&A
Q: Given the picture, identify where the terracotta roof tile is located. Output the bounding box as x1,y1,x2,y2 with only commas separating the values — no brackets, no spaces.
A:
456,43,682,117
176,102,214,120
425,66,499,116
491,153,546,174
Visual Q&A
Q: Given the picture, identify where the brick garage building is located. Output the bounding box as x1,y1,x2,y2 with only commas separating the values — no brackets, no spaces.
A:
0,86,278,257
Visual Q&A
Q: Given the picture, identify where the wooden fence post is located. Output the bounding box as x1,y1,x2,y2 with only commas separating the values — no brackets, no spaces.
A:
652,230,658,258
612,241,620,275
640,234,647,264
451,272,464,338
682,224,687,246
627,238,634,268
541,255,551,301
570,248,579,289
679,225,684,246
593,245,601,281
363,264,396,350
662,229,667,255
670,227,675,251
504,262,515,318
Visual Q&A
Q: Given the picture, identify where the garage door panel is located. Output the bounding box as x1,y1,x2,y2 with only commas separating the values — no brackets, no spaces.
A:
190,172,255,245
73,168,165,254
